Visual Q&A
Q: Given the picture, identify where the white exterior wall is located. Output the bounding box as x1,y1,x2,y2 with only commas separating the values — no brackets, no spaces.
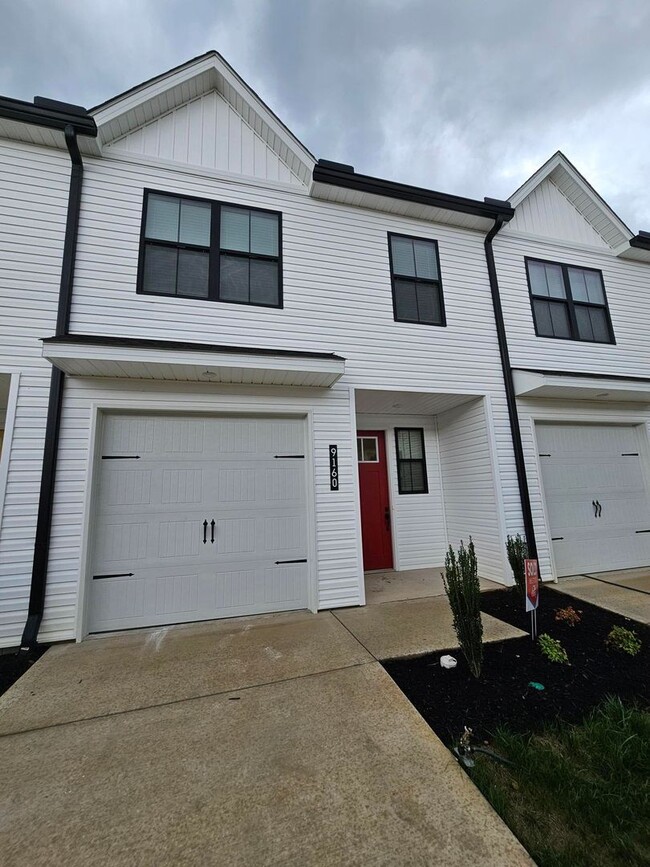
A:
105,91,305,187
498,186,650,582
32,151,523,641
437,398,508,582
44,377,361,641
356,413,447,569
0,140,69,647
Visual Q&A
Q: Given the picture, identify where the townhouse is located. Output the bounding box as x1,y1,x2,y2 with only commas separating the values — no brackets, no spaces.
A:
0,52,648,648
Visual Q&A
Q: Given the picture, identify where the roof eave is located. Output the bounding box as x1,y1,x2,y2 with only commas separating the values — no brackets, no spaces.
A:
312,161,514,222
0,95,97,137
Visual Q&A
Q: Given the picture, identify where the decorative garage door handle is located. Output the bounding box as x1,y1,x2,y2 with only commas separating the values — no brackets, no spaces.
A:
211,520,215,544
203,520,208,544
592,500,602,517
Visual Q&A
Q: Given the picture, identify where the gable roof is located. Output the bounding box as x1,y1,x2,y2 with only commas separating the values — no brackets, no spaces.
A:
91,51,315,185
508,151,632,250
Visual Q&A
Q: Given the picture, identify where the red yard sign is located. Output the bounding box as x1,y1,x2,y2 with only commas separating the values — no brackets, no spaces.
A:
525,559,539,612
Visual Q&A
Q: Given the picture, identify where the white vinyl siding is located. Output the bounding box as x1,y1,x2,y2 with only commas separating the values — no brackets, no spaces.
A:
437,398,508,582
0,141,70,647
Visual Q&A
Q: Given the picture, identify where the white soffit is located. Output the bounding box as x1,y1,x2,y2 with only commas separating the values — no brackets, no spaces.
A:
42,340,345,388
513,369,650,403
310,181,494,231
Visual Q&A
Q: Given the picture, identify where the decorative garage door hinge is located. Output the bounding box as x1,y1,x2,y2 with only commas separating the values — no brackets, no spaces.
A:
101,455,141,460
274,559,307,565
93,573,134,580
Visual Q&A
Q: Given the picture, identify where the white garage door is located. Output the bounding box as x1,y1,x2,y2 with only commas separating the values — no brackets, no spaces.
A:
88,414,310,633
537,423,650,576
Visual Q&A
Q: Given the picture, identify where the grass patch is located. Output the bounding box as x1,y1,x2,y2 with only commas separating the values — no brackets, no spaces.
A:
469,698,650,866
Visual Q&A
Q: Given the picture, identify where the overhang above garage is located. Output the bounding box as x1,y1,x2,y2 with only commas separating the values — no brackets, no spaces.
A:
513,368,650,403
42,334,345,388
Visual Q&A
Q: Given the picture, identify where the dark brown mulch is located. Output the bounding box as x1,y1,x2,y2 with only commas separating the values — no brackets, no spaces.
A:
0,646,49,698
383,586,650,745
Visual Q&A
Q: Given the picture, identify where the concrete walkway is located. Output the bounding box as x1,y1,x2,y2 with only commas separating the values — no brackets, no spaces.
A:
1,604,531,867
553,568,650,624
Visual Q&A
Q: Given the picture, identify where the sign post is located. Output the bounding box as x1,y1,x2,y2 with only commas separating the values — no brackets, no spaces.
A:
524,559,539,639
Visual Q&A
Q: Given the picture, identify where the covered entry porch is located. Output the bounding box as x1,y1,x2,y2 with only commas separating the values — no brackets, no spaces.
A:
354,388,510,600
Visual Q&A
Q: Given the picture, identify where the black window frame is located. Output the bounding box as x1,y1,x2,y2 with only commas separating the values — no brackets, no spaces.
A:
137,188,283,309
394,427,429,495
387,232,446,327
525,256,615,344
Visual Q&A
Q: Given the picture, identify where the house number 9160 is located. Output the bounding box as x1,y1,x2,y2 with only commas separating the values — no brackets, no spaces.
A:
329,445,339,491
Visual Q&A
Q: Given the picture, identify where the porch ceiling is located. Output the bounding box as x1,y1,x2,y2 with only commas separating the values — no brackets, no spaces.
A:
355,389,481,416
41,335,345,388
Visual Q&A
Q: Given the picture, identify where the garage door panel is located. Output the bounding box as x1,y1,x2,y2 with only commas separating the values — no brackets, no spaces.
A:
89,413,309,633
537,422,650,576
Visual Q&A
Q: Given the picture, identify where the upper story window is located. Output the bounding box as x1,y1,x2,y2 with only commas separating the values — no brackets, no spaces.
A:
526,258,615,344
139,190,282,308
388,233,446,326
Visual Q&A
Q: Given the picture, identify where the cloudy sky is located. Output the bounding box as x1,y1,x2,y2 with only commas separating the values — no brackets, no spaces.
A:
2,0,649,229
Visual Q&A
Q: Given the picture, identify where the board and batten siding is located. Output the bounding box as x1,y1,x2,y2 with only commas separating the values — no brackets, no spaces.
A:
356,413,448,569
0,140,70,647
42,378,361,641
105,90,305,187
516,398,650,582
437,397,509,582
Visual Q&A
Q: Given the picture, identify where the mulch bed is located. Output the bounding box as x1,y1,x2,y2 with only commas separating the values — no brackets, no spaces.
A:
0,646,49,698
383,586,650,745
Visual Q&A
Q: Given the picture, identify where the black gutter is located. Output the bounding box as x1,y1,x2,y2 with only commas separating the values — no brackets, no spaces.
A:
484,217,538,561
0,95,96,136
42,333,345,362
313,159,515,222
20,124,88,650
514,367,650,385
629,230,650,251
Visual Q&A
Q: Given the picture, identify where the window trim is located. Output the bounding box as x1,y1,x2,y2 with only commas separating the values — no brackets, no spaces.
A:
394,427,429,495
387,231,446,328
524,256,615,345
136,188,284,309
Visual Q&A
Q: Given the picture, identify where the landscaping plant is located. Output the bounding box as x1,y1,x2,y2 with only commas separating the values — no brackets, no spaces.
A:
606,626,641,657
554,605,582,627
443,537,483,678
538,633,569,664
506,534,528,595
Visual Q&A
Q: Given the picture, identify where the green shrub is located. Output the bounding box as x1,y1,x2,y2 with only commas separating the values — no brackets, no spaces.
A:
443,537,483,678
606,626,641,656
539,633,569,664
506,534,528,595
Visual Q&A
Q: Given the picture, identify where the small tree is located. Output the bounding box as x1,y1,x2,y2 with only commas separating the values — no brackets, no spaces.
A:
506,534,528,595
443,538,483,678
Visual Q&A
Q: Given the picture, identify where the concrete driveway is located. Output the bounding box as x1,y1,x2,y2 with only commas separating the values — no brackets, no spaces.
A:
554,568,650,624
1,604,530,866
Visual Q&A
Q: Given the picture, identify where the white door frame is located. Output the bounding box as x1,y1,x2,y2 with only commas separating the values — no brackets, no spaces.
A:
528,411,650,581
75,402,319,640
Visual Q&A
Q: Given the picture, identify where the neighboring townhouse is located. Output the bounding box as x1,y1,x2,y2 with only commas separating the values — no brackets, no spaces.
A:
0,52,648,648
495,154,650,582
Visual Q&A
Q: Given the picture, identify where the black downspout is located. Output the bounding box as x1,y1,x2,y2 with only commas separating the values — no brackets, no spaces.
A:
484,216,538,562
21,125,84,650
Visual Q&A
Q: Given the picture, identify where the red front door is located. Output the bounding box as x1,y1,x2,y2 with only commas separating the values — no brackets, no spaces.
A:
357,430,393,571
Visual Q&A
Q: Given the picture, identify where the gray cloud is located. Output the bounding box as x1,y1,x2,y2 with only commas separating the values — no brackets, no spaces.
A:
2,0,649,228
